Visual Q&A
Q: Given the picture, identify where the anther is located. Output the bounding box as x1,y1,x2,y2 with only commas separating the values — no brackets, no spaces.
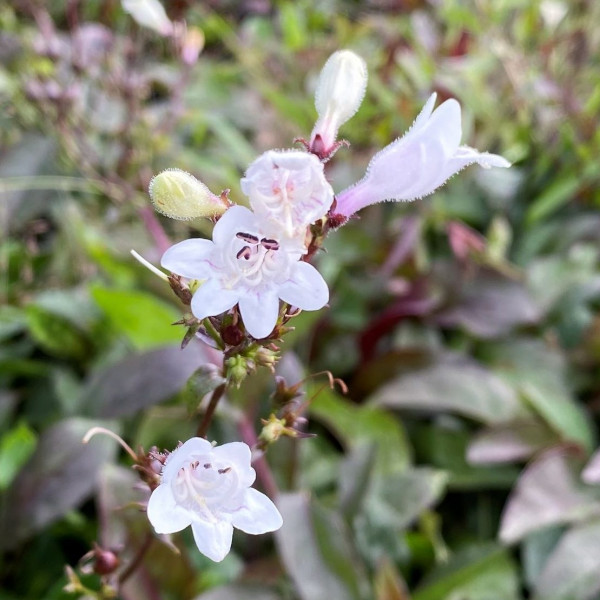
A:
203,463,211,469
218,467,231,474
260,238,280,251
236,232,259,244
236,246,252,260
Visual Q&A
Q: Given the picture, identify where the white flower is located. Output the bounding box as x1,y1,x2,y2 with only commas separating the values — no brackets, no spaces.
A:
334,93,511,218
309,50,368,158
240,150,334,239
147,438,282,562
161,205,329,339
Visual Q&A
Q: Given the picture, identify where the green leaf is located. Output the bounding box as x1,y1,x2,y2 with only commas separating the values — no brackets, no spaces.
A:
0,421,37,490
369,357,527,425
310,387,411,473
366,468,448,531
182,365,226,416
276,492,370,600
91,285,182,350
0,305,26,342
484,338,594,451
525,175,581,224
25,305,89,359
413,544,520,600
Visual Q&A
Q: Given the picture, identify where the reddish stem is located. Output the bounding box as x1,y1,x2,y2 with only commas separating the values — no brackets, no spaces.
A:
138,205,171,254
238,417,279,499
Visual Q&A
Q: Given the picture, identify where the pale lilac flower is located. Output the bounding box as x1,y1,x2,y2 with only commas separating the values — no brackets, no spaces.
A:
309,50,368,159
161,205,329,339
147,438,282,562
334,93,511,218
240,150,334,239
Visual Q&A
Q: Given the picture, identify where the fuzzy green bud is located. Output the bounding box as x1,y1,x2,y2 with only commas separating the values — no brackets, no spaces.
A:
225,355,251,387
149,169,227,220
259,415,288,445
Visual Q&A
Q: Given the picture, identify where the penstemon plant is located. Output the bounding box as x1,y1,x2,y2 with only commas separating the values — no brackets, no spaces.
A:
83,47,509,588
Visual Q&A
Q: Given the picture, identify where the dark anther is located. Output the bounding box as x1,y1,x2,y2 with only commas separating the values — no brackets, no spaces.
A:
204,463,211,469
260,238,280,251
236,246,252,260
236,232,259,244
218,467,231,474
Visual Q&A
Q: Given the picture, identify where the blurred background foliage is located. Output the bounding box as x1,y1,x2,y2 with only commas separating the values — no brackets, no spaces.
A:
1,0,600,599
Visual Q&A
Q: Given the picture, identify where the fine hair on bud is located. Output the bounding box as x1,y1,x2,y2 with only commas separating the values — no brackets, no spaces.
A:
149,168,226,221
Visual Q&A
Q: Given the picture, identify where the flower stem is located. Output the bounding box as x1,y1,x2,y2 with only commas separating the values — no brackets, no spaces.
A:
197,383,226,437
202,318,225,350
118,532,154,585
239,417,279,499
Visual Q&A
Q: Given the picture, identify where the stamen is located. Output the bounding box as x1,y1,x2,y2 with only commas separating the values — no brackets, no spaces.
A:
236,232,259,244
204,463,211,469
218,467,231,474
260,238,280,251
236,246,252,260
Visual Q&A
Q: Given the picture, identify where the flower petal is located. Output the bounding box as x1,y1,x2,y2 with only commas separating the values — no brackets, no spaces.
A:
162,437,214,481
191,519,234,562
231,488,283,534
190,278,240,321
238,290,280,339
161,238,215,279
212,205,257,246
427,146,511,191
212,442,256,487
147,484,192,534
278,261,329,311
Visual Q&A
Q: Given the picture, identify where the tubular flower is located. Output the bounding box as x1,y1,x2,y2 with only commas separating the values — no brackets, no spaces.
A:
334,93,511,218
241,150,334,240
161,205,329,339
147,438,282,562
309,49,368,159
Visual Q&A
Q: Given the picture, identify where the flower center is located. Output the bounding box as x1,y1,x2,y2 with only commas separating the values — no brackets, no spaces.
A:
222,230,286,288
171,460,238,522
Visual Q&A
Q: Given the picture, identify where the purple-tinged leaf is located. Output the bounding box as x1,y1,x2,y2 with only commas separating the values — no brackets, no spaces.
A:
499,448,600,544
467,420,558,465
0,418,116,549
533,520,600,600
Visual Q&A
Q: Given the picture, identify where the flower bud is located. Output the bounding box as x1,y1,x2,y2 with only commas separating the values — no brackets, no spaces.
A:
225,355,252,387
121,0,173,36
310,50,367,158
149,169,227,220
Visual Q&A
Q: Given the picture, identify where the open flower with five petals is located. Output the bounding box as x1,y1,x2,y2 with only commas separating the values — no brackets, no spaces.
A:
147,438,282,562
241,150,334,240
161,205,329,339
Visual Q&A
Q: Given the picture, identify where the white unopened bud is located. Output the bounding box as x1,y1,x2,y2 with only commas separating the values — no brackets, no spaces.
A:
310,50,367,158
149,169,227,220
121,0,173,36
